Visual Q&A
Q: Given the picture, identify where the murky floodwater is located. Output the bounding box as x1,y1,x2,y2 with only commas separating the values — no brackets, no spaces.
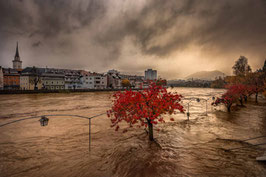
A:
0,88,265,177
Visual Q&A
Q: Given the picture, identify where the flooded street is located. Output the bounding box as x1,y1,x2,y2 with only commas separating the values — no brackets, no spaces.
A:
0,88,265,177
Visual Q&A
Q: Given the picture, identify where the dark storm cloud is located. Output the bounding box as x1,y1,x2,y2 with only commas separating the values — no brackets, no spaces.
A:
101,0,199,56
32,41,41,47
0,0,265,78
0,0,106,37
98,0,266,57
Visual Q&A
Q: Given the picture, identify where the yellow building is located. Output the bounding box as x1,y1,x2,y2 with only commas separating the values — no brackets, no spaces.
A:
20,67,43,90
20,75,43,90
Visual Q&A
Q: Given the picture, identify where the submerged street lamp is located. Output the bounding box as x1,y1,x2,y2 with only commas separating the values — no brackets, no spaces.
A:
186,99,194,120
39,116,49,126
186,97,211,120
196,98,208,116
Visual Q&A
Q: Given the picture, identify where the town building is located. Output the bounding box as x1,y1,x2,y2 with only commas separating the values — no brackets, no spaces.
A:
42,68,65,90
20,67,44,90
0,66,3,90
145,69,157,80
107,70,121,88
63,69,82,89
129,76,145,88
107,69,146,89
3,68,20,90
119,74,144,88
12,42,22,70
81,72,107,89
80,71,93,89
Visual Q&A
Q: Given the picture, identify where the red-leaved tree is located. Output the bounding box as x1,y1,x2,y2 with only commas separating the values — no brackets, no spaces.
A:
107,83,184,141
212,85,240,112
245,72,265,102
227,84,248,106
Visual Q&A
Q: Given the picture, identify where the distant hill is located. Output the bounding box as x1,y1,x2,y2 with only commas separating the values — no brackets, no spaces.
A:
185,70,226,80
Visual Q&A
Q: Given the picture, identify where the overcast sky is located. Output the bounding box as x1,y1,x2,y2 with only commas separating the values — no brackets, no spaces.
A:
0,0,265,79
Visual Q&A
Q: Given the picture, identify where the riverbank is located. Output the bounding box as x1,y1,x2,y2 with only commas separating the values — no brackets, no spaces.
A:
0,88,143,95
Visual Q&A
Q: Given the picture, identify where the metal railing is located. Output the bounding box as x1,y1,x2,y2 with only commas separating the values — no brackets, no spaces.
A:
0,113,106,151
182,97,215,120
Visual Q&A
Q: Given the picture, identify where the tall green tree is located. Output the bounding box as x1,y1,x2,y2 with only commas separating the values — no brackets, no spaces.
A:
232,56,252,76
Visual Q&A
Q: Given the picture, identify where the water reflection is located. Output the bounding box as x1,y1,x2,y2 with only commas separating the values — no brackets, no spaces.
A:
0,88,265,177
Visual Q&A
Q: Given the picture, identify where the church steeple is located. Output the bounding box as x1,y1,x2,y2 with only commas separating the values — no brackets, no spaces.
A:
15,42,20,58
13,42,22,70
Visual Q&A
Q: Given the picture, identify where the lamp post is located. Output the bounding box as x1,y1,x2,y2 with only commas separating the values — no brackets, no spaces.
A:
0,113,106,151
186,99,195,120
185,97,213,120
196,98,209,116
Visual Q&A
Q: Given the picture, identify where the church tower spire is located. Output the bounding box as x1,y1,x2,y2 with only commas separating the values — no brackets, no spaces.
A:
13,42,22,70
15,42,20,58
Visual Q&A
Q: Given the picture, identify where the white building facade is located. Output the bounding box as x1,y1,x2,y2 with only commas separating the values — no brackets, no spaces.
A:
145,69,157,80
81,73,107,89
64,70,82,89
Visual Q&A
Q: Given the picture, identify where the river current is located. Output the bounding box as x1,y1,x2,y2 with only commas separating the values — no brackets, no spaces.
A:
0,88,265,177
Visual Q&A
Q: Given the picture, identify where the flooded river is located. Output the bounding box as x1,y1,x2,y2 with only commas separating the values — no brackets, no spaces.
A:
0,88,265,177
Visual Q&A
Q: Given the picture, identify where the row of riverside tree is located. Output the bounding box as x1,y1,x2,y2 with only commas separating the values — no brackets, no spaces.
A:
212,56,266,112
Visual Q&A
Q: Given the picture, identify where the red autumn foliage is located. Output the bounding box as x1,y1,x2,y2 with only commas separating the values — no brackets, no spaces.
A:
227,84,248,105
107,83,184,141
245,72,265,102
212,84,249,111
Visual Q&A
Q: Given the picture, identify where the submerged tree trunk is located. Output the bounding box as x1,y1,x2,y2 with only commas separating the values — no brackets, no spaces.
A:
244,95,247,102
147,119,154,141
239,97,243,106
227,104,231,112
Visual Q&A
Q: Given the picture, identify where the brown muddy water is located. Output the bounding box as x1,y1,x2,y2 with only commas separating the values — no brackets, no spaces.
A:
0,88,265,177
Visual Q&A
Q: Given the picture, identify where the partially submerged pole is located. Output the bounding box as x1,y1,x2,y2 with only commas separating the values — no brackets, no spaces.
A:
89,118,91,151
206,100,208,116
187,103,190,120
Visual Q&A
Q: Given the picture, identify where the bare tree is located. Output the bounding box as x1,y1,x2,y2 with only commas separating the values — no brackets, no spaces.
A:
29,66,42,90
